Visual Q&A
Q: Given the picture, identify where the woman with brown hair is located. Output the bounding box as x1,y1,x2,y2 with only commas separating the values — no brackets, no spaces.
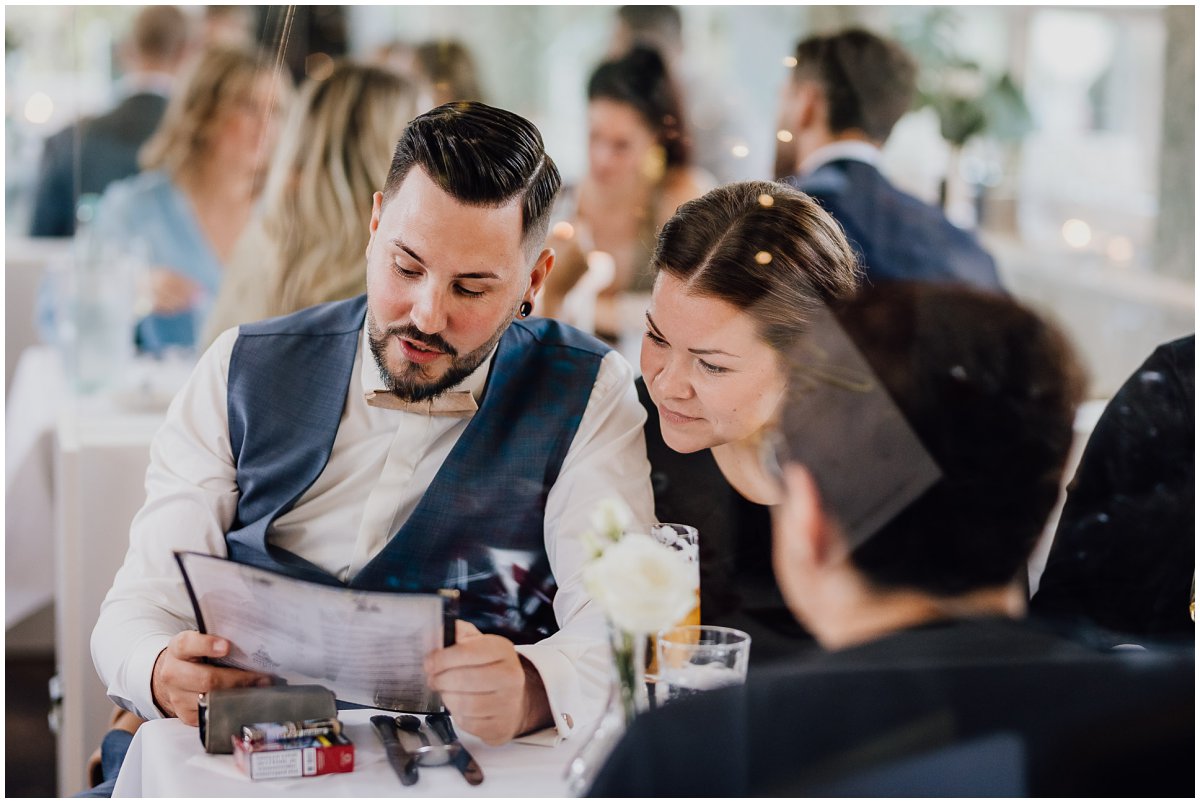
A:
637,180,860,663
93,46,291,353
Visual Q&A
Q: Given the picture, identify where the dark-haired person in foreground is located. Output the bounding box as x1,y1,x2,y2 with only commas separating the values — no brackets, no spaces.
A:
590,284,1193,796
777,29,1004,291
91,102,654,774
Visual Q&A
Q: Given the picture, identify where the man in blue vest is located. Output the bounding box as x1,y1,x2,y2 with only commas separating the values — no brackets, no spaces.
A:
776,29,1004,292
92,102,655,756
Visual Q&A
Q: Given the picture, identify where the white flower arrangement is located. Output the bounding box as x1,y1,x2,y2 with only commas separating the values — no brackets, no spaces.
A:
581,499,696,635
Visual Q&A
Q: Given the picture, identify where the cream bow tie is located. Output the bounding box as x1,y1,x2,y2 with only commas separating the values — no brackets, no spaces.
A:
364,390,478,417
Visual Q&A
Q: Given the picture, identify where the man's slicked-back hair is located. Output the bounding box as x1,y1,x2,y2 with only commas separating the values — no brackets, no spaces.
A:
792,28,917,143
382,101,562,251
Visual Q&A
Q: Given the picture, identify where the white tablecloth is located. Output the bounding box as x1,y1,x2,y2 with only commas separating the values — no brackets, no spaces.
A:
112,709,575,797
5,345,191,627
5,346,67,625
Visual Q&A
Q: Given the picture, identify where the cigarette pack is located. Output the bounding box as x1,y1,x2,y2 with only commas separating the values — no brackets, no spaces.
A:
232,731,355,780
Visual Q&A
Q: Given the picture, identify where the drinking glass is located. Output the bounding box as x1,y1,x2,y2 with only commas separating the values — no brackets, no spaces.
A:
51,238,140,396
656,625,751,705
634,523,700,696
647,522,700,626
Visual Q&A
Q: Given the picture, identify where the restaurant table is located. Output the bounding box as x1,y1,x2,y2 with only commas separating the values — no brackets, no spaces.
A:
5,344,194,794
112,709,576,796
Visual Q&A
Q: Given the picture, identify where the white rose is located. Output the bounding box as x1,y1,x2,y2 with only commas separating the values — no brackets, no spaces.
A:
589,497,634,542
583,533,696,634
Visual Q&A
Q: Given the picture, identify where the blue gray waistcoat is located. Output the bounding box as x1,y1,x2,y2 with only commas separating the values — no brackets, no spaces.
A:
224,295,609,644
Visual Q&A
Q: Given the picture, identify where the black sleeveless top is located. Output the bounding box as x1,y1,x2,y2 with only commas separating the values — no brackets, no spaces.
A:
637,378,816,667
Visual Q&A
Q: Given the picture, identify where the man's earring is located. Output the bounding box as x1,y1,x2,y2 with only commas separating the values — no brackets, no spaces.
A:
519,300,533,318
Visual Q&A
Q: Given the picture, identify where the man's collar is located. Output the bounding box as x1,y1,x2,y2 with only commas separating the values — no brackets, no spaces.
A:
358,321,496,406
117,71,175,99
799,139,881,177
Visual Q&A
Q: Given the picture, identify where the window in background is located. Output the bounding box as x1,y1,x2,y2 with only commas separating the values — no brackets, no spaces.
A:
1016,7,1165,271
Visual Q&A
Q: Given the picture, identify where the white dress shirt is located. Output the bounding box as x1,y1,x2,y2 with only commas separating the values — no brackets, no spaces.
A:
798,139,881,177
92,323,655,738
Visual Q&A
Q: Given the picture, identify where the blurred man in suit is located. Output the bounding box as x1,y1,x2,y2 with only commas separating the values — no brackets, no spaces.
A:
29,5,191,237
777,29,1004,291
590,284,1193,797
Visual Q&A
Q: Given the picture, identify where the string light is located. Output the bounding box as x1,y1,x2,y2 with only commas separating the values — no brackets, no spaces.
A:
776,130,793,143
731,144,749,159
755,251,773,265
305,52,334,81
1106,236,1133,262
757,194,775,207
1061,219,1092,249
552,221,575,239
24,92,53,124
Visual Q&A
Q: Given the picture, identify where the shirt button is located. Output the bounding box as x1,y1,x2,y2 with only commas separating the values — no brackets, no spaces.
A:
561,712,574,729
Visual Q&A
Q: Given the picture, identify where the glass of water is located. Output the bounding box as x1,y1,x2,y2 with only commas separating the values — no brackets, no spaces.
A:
656,625,751,705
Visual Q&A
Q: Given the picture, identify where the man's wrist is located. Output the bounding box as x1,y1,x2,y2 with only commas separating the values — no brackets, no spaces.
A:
516,656,552,737
150,647,174,718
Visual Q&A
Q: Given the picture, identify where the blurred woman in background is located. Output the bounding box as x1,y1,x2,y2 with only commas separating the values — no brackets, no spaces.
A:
539,45,713,343
204,61,417,342
94,46,291,353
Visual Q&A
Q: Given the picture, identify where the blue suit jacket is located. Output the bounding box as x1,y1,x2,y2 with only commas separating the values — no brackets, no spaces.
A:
788,159,1004,292
29,92,168,238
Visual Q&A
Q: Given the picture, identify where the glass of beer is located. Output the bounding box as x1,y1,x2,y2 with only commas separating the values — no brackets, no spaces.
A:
636,523,700,704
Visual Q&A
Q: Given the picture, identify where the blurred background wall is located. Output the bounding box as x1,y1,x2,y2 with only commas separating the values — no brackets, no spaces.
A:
6,5,1192,398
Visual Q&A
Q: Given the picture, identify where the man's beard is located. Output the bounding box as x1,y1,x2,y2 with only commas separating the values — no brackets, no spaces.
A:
366,310,513,402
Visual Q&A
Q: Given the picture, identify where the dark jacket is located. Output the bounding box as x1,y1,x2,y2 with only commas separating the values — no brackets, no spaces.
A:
29,91,167,237
788,159,1004,292
1033,335,1195,643
590,617,1194,796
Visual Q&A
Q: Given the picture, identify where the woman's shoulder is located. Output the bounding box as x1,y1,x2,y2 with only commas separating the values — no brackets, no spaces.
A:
98,169,177,217
107,169,174,200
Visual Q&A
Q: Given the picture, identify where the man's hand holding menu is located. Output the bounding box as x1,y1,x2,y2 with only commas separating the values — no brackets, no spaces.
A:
426,620,553,745
173,552,452,716
150,631,272,725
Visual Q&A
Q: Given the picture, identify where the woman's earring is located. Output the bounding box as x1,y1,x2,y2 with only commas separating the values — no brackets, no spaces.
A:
519,300,533,318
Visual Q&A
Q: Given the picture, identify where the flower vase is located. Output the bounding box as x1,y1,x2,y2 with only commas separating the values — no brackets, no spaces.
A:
563,625,647,795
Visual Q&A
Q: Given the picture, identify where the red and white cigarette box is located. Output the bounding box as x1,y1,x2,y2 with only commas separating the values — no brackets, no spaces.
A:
232,732,355,780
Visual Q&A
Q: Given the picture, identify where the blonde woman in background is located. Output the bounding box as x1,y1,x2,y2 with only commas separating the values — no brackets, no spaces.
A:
93,46,291,353
204,62,418,343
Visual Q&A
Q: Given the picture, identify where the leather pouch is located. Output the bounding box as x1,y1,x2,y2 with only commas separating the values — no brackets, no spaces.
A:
198,685,336,754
